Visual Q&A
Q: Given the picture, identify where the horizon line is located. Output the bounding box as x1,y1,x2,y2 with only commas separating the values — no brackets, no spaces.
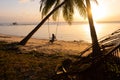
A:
0,21,120,25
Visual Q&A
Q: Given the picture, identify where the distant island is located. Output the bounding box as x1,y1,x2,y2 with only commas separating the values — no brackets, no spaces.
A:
12,22,18,25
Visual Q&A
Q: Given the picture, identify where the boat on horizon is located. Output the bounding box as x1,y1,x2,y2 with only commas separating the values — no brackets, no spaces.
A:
12,22,18,25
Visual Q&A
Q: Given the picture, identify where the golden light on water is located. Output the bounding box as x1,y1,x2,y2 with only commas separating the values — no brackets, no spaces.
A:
94,22,103,32
83,24,90,33
83,23,102,33
82,22,102,39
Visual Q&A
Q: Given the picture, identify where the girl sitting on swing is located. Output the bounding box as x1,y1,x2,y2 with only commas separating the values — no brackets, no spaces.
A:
49,33,56,44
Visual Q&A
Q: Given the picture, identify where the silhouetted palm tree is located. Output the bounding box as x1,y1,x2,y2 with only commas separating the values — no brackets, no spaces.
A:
86,0,101,56
19,0,101,56
19,0,66,45
19,0,86,44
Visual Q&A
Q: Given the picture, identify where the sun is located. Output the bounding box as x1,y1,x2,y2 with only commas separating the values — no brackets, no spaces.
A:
73,3,108,21
91,4,107,21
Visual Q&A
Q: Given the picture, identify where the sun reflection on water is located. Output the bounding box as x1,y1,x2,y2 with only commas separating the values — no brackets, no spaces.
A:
82,22,103,42
0,22,119,43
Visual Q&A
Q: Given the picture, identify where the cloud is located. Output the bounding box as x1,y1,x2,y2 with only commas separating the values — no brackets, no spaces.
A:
19,0,29,3
19,0,35,3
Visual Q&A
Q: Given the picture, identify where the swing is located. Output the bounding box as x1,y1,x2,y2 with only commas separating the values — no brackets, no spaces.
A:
47,17,59,43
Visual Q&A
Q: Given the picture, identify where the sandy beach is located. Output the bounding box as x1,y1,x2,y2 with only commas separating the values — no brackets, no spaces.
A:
0,33,91,80
0,33,90,55
0,31,120,80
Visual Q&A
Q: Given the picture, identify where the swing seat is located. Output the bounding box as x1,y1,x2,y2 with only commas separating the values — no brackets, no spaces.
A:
49,39,55,43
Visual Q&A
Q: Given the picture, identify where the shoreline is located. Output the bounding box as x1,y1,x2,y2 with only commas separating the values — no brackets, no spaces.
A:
0,33,90,55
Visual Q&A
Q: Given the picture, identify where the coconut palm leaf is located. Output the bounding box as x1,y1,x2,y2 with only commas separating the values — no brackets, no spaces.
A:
74,0,86,18
41,0,56,18
52,0,60,21
62,0,74,24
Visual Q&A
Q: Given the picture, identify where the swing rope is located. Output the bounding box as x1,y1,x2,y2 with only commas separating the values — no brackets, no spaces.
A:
55,15,59,38
47,16,59,40
48,18,51,39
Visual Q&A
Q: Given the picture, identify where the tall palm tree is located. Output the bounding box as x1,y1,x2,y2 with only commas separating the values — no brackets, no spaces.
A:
19,0,101,56
19,0,86,44
86,0,101,56
19,0,66,45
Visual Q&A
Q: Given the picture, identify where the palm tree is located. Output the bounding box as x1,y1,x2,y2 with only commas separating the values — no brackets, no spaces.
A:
86,0,101,56
19,0,101,56
19,0,86,44
19,0,66,45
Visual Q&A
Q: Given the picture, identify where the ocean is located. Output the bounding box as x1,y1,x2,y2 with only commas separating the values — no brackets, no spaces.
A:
0,22,120,43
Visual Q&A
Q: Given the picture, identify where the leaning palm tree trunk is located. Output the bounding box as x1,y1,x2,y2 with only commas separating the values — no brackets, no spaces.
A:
86,0,101,56
19,1,65,45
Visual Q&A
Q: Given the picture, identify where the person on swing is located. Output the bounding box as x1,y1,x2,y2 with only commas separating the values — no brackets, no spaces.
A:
49,33,56,44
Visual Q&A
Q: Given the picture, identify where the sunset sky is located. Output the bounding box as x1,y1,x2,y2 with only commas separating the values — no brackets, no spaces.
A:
0,0,120,24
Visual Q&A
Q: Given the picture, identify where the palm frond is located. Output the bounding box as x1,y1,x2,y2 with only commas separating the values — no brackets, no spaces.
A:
41,0,56,17
74,0,87,18
39,0,45,12
63,0,74,24
52,0,60,21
